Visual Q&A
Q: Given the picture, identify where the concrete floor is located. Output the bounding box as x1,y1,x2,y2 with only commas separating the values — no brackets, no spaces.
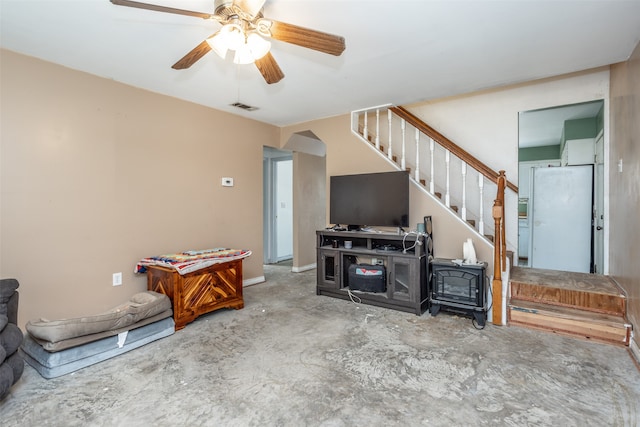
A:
1,263,639,426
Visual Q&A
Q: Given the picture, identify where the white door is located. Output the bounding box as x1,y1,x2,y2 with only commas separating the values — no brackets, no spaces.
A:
593,132,605,273
274,159,293,261
530,165,593,273
263,148,293,264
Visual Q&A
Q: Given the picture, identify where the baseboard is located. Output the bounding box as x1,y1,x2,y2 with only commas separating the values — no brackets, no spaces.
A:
292,263,316,273
243,276,265,287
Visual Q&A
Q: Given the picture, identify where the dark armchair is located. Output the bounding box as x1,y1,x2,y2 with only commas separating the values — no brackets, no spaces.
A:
1,278,24,400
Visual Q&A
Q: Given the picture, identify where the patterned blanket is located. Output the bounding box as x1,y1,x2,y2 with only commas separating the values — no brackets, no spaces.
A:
135,248,252,275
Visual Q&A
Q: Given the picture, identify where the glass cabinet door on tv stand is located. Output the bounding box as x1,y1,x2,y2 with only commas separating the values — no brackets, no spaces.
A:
318,249,340,289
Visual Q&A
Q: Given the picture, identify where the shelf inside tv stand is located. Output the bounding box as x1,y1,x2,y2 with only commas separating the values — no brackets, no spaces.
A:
316,230,428,315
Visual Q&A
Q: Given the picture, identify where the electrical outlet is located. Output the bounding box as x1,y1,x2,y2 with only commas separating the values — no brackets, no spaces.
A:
112,272,122,286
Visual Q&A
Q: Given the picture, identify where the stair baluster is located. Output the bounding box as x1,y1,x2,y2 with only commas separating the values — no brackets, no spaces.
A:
363,111,368,143
375,109,380,150
414,128,420,182
387,110,393,161
461,162,467,222
478,174,485,235
445,150,451,208
400,119,406,171
429,138,435,194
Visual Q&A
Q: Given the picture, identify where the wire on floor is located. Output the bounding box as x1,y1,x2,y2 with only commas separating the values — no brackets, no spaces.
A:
347,288,362,304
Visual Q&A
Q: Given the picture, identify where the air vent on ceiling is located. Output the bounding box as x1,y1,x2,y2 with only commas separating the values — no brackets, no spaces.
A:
230,102,258,111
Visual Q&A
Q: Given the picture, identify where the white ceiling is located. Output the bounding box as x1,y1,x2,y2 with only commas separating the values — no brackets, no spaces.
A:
1,0,640,127
519,100,604,148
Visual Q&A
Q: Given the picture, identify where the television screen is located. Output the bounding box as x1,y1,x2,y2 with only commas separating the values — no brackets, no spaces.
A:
330,171,409,229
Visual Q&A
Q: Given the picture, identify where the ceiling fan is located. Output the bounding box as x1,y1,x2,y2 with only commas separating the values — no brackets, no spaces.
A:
110,0,346,84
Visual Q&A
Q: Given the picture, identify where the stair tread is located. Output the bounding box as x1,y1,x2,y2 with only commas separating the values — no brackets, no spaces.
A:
510,267,623,297
509,298,628,326
510,267,626,315
508,299,631,346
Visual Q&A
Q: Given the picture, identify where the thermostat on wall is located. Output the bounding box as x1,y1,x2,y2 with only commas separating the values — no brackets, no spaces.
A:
221,177,234,187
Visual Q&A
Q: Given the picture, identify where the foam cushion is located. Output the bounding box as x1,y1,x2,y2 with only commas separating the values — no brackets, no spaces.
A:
26,291,170,344
32,309,172,352
21,317,175,379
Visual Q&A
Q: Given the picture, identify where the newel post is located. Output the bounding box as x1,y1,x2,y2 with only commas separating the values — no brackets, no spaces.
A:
492,199,503,325
498,170,507,271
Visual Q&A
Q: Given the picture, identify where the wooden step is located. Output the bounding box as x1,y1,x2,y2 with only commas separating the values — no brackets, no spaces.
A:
467,219,476,227
419,179,426,186
357,129,373,142
510,267,626,316
508,298,631,346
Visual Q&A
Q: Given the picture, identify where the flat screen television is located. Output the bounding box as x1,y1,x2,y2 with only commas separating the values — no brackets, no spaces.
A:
330,171,409,230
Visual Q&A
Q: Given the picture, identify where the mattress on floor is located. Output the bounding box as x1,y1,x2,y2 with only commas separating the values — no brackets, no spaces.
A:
26,291,171,347
20,316,175,379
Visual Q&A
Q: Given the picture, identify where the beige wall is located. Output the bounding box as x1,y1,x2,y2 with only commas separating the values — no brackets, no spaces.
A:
0,50,279,328
610,41,640,338
292,151,326,271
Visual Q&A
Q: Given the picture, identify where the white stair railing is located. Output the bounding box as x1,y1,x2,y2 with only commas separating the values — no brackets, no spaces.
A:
351,104,512,242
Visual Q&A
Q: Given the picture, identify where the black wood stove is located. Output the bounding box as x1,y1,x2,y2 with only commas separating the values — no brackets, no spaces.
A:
429,258,488,327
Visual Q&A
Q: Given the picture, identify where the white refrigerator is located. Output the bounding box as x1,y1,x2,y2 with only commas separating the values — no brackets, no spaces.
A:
529,165,593,273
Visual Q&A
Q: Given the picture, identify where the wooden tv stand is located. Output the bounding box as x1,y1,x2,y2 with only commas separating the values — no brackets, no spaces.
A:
146,259,244,330
316,230,428,315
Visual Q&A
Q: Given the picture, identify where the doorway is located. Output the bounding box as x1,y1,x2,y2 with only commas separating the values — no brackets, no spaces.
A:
263,147,293,264
518,100,605,273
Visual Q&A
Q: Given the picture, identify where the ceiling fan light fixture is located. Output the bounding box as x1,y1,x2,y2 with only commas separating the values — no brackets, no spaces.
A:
219,22,245,51
206,32,229,59
246,32,271,60
233,43,255,65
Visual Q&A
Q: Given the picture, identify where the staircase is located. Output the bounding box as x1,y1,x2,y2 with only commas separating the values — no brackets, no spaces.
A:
350,104,631,340
351,103,516,324
508,267,631,346
351,104,517,242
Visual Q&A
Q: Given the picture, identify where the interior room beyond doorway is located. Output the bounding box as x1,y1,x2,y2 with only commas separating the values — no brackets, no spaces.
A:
518,100,605,274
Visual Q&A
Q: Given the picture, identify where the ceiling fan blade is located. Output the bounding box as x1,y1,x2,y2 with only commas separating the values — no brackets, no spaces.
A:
234,0,267,18
266,20,345,56
110,0,214,20
172,38,213,69
255,52,284,84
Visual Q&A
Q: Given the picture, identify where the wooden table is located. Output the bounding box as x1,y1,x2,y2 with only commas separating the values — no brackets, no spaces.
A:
146,259,244,330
